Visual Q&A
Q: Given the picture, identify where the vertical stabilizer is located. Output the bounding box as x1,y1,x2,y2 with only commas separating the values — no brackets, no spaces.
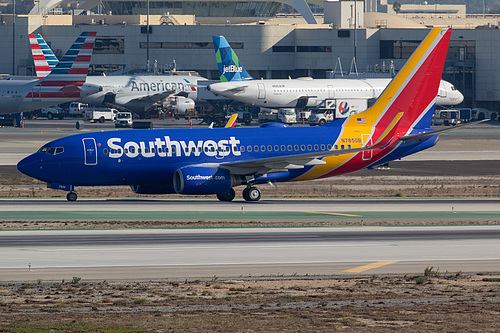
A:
212,36,253,82
354,28,451,133
33,32,97,99
29,33,59,79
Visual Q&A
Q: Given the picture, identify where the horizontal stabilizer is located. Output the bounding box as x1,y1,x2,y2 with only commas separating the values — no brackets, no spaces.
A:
399,119,490,141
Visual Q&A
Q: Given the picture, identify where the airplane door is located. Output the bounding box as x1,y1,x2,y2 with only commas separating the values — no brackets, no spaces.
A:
327,85,334,99
82,138,98,165
258,83,266,99
361,134,373,161
31,85,42,101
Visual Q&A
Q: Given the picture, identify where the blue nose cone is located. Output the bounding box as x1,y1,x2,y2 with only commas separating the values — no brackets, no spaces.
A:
17,153,43,181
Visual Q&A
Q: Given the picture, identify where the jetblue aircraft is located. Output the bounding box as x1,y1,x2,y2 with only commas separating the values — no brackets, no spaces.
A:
0,32,100,115
29,34,206,116
19,28,458,202
207,36,464,108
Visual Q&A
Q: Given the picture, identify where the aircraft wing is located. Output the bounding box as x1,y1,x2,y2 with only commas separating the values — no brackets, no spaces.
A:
134,90,176,103
219,139,394,175
219,112,403,175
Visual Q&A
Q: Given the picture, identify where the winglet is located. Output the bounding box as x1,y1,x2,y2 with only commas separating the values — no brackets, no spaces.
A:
212,36,253,82
225,113,238,128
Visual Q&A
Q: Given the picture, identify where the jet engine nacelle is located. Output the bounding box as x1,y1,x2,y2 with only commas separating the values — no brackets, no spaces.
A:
173,166,240,195
130,184,176,194
79,83,103,98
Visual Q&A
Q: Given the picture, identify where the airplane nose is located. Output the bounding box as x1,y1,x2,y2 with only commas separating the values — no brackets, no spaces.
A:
17,154,43,180
457,91,464,104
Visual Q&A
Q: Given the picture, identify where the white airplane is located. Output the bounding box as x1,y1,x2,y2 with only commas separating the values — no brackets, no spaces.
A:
207,36,464,109
0,32,100,115
30,33,207,117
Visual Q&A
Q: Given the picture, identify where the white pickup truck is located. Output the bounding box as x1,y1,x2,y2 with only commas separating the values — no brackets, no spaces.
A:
85,108,118,123
308,99,368,126
258,108,297,124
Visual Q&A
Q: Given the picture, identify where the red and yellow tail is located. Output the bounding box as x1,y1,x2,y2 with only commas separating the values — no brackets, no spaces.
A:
356,27,452,136
295,27,452,181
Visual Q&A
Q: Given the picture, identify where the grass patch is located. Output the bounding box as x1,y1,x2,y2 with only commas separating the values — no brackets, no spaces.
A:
482,278,500,282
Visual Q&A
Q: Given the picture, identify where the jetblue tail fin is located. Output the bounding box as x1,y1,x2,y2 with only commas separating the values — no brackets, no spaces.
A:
34,32,98,99
212,36,253,82
29,33,59,79
352,28,451,135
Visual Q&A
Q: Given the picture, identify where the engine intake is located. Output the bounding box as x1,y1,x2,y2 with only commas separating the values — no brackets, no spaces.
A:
173,166,240,195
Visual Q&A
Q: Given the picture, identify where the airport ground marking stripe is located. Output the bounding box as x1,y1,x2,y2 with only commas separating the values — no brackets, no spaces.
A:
305,211,361,217
343,261,399,273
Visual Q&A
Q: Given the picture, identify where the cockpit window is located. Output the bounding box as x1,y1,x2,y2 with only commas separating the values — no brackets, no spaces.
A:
37,147,64,155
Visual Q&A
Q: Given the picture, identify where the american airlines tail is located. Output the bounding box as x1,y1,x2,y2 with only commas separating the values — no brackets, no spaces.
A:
29,33,59,79
28,32,99,101
212,36,253,82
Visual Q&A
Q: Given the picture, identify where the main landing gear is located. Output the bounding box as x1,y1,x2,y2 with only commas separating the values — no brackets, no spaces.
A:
243,186,261,202
216,186,262,202
66,192,78,201
216,188,235,202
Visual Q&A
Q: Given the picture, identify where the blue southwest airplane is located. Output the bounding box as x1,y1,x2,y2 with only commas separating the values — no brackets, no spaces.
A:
18,28,465,202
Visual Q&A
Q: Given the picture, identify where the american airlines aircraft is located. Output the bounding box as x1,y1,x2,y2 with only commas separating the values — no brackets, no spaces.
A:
18,28,471,202
0,32,100,115
207,36,464,109
30,33,207,116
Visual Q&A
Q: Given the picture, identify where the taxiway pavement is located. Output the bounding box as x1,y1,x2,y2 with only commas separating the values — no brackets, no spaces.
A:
1,226,500,281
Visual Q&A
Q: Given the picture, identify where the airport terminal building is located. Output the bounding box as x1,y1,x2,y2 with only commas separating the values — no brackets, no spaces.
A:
1,0,500,110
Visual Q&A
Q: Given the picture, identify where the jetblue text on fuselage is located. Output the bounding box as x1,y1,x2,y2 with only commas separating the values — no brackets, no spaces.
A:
107,136,241,158
130,80,186,92
222,65,243,75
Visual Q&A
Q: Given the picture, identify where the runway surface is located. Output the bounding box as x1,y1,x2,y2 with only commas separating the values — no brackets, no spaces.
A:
2,226,500,281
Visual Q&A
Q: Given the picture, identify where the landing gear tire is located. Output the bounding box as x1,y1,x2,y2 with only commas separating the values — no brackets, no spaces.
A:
66,192,77,202
217,188,235,202
243,186,261,202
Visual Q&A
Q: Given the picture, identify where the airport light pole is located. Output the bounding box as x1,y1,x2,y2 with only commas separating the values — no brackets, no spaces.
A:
12,0,16,75
146,0,150,72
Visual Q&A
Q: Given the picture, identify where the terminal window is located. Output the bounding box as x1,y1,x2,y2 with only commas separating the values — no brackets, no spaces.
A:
139,42,243,49
94,37,125,54
297,46,332,53
380,40,420,59
272,45,295,52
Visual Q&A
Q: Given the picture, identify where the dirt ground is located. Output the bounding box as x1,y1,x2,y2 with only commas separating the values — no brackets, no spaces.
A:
1,273,500,332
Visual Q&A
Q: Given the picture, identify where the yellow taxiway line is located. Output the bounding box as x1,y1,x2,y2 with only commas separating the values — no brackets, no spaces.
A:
304,211,361,217
343,261,399,273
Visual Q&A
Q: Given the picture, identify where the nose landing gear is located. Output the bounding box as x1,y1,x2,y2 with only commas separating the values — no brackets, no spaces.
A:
66,192,78,201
